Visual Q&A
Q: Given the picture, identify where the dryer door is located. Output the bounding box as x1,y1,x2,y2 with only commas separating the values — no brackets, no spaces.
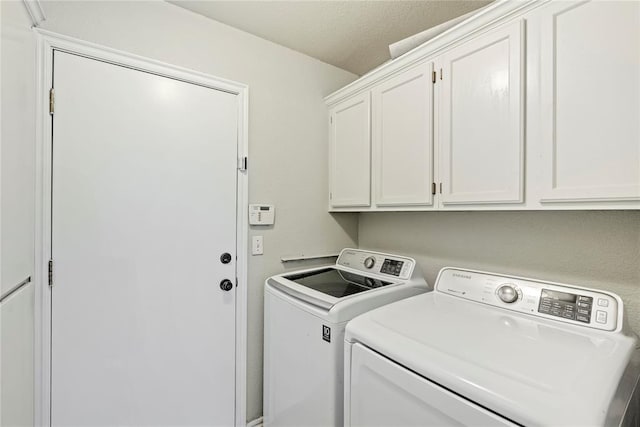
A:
346,343,516,427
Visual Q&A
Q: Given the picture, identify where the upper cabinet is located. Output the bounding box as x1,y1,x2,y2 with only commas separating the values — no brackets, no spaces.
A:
326,0,640,211
438,21,524,206
373,62,435,207
534,0,640,204
329,92,371,208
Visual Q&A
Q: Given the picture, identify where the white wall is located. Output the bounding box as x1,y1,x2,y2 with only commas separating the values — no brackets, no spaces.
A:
1,0,37,425
359,211,640,332
38,1,359,421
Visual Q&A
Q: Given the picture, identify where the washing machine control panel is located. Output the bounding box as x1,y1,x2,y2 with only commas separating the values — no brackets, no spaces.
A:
380,259,405,276
436,268,621,332
337,249,415,280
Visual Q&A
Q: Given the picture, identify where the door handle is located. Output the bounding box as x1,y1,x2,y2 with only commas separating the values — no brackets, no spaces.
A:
220,279,233,291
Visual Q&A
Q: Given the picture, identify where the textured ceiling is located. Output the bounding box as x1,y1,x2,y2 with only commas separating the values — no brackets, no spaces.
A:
168,1,493,76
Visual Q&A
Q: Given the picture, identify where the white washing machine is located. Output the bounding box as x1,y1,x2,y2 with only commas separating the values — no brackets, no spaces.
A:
345,267,640,426
263,248,430,427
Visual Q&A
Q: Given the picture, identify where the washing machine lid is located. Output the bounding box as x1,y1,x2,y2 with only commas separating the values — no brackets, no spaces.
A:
284,268,392,298
346,272,638,426
267,249,422,312
268,266,401,311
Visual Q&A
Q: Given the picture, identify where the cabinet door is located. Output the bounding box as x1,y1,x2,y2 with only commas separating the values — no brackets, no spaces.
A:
439,20,524,205
372,63,434,207
329,93,371,207
537,1,640,203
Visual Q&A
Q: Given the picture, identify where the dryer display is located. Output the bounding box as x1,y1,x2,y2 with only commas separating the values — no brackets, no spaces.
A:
538,289,592,323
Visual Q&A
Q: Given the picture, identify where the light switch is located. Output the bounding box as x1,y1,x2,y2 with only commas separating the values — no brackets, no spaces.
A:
252,236,263,255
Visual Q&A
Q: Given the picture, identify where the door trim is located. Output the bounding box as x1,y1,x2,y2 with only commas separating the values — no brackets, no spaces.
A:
33,29,249,427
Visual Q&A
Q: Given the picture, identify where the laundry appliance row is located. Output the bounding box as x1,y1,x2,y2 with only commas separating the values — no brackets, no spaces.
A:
264,249,640,426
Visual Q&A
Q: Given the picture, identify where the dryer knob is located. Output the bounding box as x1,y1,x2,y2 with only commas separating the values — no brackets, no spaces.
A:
364,256,375,269
497,284,519,303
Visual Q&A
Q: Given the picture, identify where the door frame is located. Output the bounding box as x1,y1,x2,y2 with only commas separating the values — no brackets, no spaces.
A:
33,30,249,427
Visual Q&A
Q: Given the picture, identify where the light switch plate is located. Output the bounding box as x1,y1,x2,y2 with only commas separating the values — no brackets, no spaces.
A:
252,236,263,255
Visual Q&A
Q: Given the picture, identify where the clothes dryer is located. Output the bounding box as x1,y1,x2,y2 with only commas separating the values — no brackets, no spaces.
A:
345,267,640,426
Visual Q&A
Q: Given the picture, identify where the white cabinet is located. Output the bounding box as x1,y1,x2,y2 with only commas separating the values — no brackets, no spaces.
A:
326,1,639,211
535,0,640,204
327,21,525,211
329,92,371,207
438,20,524,205
372,63,434,207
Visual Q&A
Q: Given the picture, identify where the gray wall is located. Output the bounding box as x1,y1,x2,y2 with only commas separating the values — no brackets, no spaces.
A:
359,211,640,332
39,1,358,422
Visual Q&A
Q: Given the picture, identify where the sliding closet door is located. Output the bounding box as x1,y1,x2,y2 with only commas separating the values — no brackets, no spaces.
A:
50,51,238,426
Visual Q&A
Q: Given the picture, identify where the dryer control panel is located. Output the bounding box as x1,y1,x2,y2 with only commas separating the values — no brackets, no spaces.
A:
337,249,415,281
436,268,621,332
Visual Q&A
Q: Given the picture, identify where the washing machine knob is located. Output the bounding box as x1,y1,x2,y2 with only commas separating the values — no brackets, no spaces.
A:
364,256,375,269
497,284,519,303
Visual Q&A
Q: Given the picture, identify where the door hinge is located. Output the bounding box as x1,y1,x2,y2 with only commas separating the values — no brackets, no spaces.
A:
440,68,443,80
432,71,436,84
48,260,54,287
49,88,55,115
431,182,436,195
238,156,248,171
439,183,443,194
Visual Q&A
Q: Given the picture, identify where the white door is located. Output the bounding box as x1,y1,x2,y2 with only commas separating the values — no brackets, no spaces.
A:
329,93,371,208
50,51,238,426
438,20,524,205
536,0,640,203
372,63,434,207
